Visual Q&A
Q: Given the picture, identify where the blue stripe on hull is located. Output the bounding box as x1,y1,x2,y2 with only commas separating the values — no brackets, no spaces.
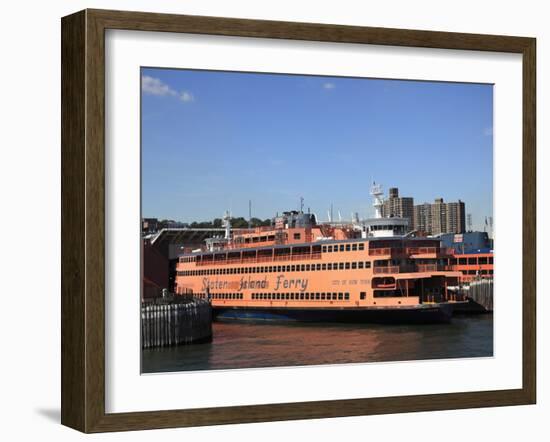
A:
213,304,453,324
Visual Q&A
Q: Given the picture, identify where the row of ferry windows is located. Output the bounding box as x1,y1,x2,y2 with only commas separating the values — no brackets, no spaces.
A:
207,293,243,300
465,269,494,275
178,261,372,277
194,292,351,301
251,292,350,301
322,243,364,253
179,243,365,263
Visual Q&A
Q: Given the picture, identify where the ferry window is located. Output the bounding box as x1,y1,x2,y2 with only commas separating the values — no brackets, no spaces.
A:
345,262,350,269
277,266,282,272
321,293,326,300
365,261,372,269
316,264,321,271
286,265,291,272
481,270,488,275
489,270,494,274
489,257,494,264
450,258,457,265
352,262,357,269
322,264,327,270
339,263,344,270
322,246,327,253
328,246,333,252
459,258,467,265
344,293,350,300
333,293,338,300
346,244,351,251
360,292,366,300
327,263,332,270
300,293,305,300
478,257,488,265
468,257,477,265
338,293,343,300
352,244,357,251
340,245,345,252
358,262,364,269
294,233,301,240
468,270,477,275
286,293,290,300
305,293,310,300
316,293,320,300
359,243,365,251
301,264,306,271
306,264,310,271
291,265,296,271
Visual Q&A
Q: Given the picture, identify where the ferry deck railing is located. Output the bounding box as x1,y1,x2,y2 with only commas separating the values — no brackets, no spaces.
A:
194,252,322,266
416,264,454,272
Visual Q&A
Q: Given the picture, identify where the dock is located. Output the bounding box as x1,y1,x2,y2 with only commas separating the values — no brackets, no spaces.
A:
141,296,212,348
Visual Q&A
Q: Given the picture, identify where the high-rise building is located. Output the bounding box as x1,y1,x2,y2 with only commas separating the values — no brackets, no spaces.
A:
430,198,446,235
381,187,414,227
413,203,432,234
413,198,466,235
446,200,466,234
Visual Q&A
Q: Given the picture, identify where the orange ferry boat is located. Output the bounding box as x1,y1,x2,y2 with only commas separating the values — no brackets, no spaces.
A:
174,206,467,323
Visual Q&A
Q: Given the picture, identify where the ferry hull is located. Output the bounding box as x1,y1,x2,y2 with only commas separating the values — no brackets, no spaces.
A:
213,303,454,324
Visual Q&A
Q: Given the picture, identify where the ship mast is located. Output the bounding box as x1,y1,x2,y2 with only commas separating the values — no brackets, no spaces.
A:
223,210,232,240
370,182,384,219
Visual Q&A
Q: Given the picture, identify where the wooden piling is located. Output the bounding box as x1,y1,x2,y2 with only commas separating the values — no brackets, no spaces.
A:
468,279,494,312
141,296,212,349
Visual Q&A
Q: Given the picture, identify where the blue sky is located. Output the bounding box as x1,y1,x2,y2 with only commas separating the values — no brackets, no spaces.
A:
141,68,493,231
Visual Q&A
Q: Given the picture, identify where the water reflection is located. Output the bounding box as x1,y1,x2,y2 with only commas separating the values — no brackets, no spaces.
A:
142,314,493,373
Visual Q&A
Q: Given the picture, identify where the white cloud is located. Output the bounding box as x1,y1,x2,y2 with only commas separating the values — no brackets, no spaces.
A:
323,82,335,90
179,91,194,102
141,75,194,102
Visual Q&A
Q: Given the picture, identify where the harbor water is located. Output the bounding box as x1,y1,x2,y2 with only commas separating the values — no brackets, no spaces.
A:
141,314,493,373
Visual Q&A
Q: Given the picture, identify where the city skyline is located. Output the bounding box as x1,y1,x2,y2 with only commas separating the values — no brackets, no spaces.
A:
141,67,493,231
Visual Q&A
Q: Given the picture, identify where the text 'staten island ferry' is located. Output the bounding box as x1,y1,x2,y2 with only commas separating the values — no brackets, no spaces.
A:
174,185,468,323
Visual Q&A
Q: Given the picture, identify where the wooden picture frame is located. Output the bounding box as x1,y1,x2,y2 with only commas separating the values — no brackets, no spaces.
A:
61,8,536,433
